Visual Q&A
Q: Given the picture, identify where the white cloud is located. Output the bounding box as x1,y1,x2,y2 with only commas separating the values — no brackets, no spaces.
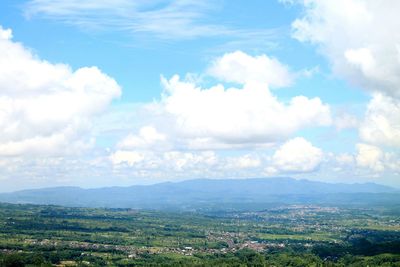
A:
110,150,144,167
345,47,375,74
336,153,354,165
359,94,400,147
104,50,333,181
356,143,384,172
24,0,216,38
23,0,277,42
110,149,218,173
0,25,121,156
354,143,399,173
117,126,167,150
269,137,323,173
291,0,400,99
0,27,12,39
163,151,217,171
289,0,400,178
334,112,359,131
208,51,292,88
157,51,331,146
226,154,261,169
162,75,331,143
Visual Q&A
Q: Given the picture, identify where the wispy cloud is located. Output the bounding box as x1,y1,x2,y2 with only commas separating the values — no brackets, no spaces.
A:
23,0,278,42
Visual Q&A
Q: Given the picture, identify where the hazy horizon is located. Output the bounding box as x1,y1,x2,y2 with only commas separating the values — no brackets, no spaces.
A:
1,176,399,194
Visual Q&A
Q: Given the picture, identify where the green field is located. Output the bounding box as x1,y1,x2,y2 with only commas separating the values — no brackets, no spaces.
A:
0,203,400,266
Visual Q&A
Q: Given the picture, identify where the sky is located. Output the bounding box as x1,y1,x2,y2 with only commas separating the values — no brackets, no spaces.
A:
0,0,399,192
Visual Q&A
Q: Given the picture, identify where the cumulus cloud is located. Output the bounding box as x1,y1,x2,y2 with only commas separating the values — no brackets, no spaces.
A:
226,154,261,169
208,51,292,88
291,0,400,99
355,143,384,172
108,51,332,178
157,51,331,147
268,137,323,173
110,151,144,167
110,149,218,173
117,126,167,150
163,151,217,171
161,74,331,144
355,143,400,173
0,25,121,156
359,94,400,147
289,0,400,173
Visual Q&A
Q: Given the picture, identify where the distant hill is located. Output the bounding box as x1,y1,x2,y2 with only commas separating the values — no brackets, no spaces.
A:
0,177,398,210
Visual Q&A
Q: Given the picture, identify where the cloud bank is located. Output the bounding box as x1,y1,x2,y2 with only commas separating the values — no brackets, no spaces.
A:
110,51,330,176
291,0,400,177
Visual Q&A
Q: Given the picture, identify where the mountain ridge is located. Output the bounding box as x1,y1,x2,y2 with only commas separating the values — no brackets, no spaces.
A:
0,177,398,210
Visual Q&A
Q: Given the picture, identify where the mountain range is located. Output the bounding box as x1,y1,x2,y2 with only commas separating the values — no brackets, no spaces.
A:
0,177,398,210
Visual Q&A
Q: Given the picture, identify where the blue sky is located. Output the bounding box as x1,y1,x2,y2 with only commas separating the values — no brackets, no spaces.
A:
0,0,399,192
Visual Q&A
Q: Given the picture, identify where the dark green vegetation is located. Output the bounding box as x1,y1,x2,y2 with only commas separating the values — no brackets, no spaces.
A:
1,202,400,266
